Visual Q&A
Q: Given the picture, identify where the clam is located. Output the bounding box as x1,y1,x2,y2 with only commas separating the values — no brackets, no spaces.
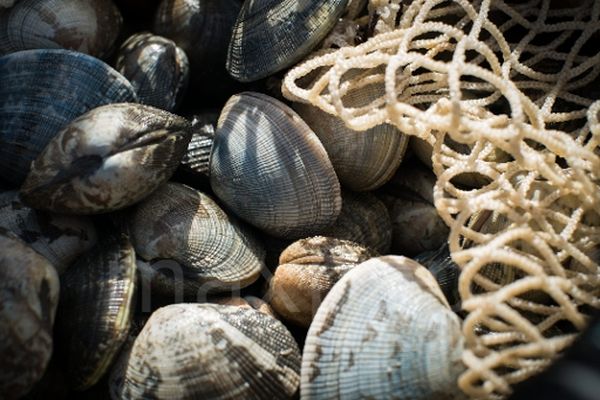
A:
0,229,60,400
128,182,266,295
302,256,465,399
54,233,137,391
414,243,461,310
321,190,392,253
109,303,301,399
227,0,349,82
210,92,341,239
212,295,277,318
115,32,189,111
20,103,192,214
179,110,219,181
0,49,137,185
0,0,122,59
268,236,376,327
0,190,97,274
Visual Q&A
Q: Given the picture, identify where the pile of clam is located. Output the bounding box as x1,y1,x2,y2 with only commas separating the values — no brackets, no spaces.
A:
1,1,477,399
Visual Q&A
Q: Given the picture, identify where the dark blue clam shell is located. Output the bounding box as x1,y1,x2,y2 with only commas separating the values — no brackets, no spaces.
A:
0,49,137,184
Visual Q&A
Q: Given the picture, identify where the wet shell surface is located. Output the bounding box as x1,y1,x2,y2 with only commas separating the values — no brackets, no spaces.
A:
55,234,136,390
20,103,192,214
0,229,60,400
302,256,465,399
227,0,349,82
0,190,97,274
179,110,218,180
268,236,376,327
0,49,137,184
0,0,122,59
115,32,189,111
210,92,341,239
321,190,392,254
129,182,265,293
109,303,301,399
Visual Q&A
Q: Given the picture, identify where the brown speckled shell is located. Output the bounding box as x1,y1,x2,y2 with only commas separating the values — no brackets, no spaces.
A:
0,0,122,59
268,236,375,327
302,256,465,399
20,103,192,214
0,190,97,274
0,229,59,400
109,303,301,399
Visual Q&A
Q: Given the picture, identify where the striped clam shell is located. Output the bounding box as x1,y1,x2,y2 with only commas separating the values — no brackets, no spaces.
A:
109,303,301,399
179,110,218,180
0,49,137,185
0,190,97,274
128,182,266,294
0,0,122,59
210,92,341,239
414,243,461,310
20,103,192,214
268,236,376,327
115,32,189,111
0,228,60,400
227,0,349,82
55,233,136,390
302,256,465,399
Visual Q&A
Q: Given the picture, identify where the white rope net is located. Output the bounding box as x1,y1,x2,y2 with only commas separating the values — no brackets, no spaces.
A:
282,0,600,398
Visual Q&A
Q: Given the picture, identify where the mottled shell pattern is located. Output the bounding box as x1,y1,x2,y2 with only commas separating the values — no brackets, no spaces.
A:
0,49,137,184
20,103,192,214
268,236,376,327
55,234,136,391
0,229,60,400
0,0,122,59
0,190,97,274
210,92,341,239
227,0,349,82
115,32,189,111
128,182,265,294
212,295,277,318
302,256,465,399
110,303,301,399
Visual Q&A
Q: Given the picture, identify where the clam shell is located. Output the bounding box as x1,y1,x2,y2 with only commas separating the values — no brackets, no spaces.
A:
0,49,137,184
210,92,341,239
212,295,277,318
55,234,137,390
115,32,189,111
20,103,192,214
321,190,392,253
302,256,465,399
0,0,122,59
110,303,301,399
0,190,97,273
414,243,461,310
0,229,60,400
268,236,376,327
227,0,349,82
129,182,266,294
179,110,218,180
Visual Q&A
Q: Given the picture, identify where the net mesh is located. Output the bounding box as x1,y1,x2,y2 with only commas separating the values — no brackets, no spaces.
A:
282,0,600,398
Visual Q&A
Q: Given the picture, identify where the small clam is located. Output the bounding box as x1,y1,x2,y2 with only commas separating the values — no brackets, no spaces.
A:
54,233,137,390
302,256,465,399
179,110,219,181
20,103,192,214
109,303,301,399
115,32,189,111
210,92,341,239
128,182,266,294
0,49,137,184
227,0,349,82
0,229,60,400
321,190,392,253
0,190,97,274
268,236,376,327
0,0,122,59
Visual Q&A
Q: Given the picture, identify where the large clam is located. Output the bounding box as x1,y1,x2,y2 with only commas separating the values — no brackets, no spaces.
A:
109,303,301,399
0,0,122,59
210,92,341,239
20,103,192,214
0,49,137,184
302,256,465,399
0,229,60,400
